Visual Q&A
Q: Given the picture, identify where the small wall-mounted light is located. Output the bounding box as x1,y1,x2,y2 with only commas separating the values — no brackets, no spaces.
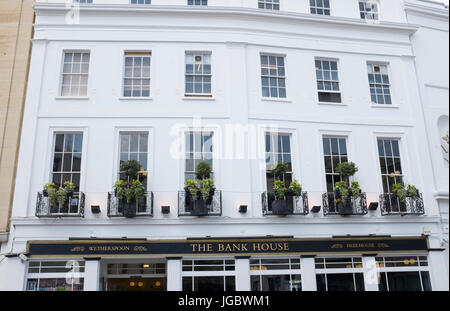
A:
239,205,248,213
368,202,379,211
91,205,101,214
311,206,321,213
161,206,170,214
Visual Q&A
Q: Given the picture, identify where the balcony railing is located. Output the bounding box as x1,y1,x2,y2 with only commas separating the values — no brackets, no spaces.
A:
107,192,153,217
178,190,222,216
379,193,425,216
261,192,309,216
36,192,85,217
322,192,368,216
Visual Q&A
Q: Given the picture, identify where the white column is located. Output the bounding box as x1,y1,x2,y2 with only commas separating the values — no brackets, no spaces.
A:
362,256,379,291
235,257,250,291
0,257,27,291
167,257,183,291
84,259,101,291
300,256,317,291
428,250,450,291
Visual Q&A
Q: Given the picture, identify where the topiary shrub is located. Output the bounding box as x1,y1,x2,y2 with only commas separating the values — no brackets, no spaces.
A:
196,161,212,180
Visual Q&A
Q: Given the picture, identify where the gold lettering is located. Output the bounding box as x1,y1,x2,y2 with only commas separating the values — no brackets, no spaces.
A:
190,244,197,252
253,243,261,252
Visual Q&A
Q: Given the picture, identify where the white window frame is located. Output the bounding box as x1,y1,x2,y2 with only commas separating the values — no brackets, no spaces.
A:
321,135,350,193
104,260,167,280
179,126,220,190
260,53,288,99
375,254,432,291
372,132,413,198
184,130,214,182
181,258,237,291
184,51,213,97
113,127,153,191
318,130,354,194
122,51,152,98
315,57,342,104
187,0,208,6
130,0,151,4
258,0,280,10
376,137,405,194
59,50,91,97
261,127,301,191
264,132,294,191
250,256,303,291
359,0,379,21
310,0,331,16
315,256,365,291
25,259,86,291
367,62,393,106
45,128,88,195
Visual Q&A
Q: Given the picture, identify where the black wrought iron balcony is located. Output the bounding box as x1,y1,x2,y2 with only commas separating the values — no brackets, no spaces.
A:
107,192,153,217
178,190,222,216
322,192,368,216
261,192,309,216
36,192,85,218
379,193,425,216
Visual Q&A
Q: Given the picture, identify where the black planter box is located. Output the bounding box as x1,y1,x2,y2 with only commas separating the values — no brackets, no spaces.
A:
271,200,293,215
185,191,213,216
337,201,354,215
190,200,209,216
122,201,137,218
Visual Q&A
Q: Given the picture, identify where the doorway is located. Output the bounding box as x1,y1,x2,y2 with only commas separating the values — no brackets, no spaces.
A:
106,277,166,291
102,260,167,292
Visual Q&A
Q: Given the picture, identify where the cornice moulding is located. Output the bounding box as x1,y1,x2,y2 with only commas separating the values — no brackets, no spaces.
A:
404,1,449,21
33,3,419,35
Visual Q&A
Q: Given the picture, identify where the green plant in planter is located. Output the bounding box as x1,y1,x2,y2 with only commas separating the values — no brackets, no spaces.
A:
185,162,216,204
185,179,199,201
393,183,420,202
201,179,216,201
393,183,407,202
114,179,145,203
120,160,141,180
114,160,146,204
63,181,76,194
56,187,68,207
289,180,302,197
333,162,361,203
44,183,58,206
114,180,128,200
196,161,212,180
270,162,288,180
335,162,359,178
44,181,76,207
130,179,145,203
350,181,361,200
334,181,350,203
44,182,57,194
406,185,419,200
274,180,287,200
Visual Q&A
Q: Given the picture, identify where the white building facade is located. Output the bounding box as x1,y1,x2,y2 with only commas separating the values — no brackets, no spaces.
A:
0,0,448,292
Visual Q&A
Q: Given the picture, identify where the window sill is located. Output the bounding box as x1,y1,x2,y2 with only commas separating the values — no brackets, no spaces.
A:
318,102,347,106
119,97,153,101
55,96,89,100
183,95,215,101
261,97,292,103
370,104,399,109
